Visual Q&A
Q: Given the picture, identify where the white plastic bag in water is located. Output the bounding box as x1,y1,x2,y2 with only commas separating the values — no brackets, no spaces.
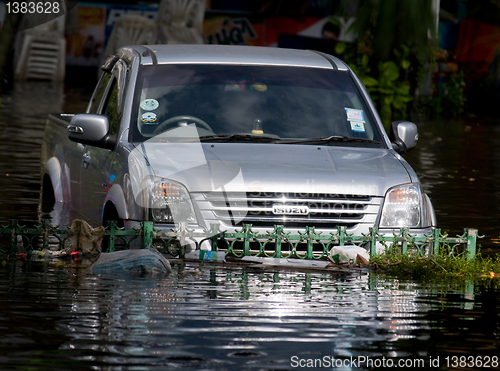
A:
90,247,172,275
329,245,370,265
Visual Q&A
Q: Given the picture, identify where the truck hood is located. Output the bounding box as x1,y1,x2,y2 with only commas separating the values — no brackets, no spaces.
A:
129,141,411,198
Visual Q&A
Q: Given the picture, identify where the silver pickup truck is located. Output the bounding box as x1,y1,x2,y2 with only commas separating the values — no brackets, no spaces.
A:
40,44,435,253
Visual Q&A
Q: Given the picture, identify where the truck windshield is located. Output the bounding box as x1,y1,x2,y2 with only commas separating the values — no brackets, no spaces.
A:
130,64,384,145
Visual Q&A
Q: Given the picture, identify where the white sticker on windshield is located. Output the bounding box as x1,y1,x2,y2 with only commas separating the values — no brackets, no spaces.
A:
350,121,365,132
345,108,365,122
140,99,159,111
141,112,157,123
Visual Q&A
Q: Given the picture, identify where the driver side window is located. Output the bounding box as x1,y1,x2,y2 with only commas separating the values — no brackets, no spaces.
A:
103,80,119,136
87,72,119,136
88,73,112,114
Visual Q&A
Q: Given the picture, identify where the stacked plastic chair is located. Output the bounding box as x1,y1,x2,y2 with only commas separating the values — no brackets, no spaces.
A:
102,0,206,63
156,0,206,45
14,15,66,81
102,14,158,62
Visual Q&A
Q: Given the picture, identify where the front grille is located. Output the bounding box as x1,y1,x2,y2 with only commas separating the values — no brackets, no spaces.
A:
196,192,382,230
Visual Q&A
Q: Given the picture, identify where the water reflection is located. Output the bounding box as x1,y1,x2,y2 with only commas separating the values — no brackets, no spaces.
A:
0,260,497,370
405,119,500,252
0,82,89,226
0,83,59,222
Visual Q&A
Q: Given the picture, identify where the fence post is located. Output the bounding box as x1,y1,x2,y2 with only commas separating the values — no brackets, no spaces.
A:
466,228,477,261
338,226,346,246
210,234,218,252
40,219,52,250
142,221,154,249
305,226,314,259
274,225,283,258
433,228,441,256
370,227,377,257
401,228,409,254
106,221,117,252
243,224,252,256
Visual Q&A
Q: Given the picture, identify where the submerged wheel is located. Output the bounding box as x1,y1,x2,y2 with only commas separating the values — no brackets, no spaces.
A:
102,203,125,251
41,174,55,213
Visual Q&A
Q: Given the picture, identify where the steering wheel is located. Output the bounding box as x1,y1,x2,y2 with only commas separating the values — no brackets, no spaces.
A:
153,115,213,135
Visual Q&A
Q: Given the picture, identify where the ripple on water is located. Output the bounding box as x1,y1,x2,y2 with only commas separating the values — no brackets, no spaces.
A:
0,260,497,370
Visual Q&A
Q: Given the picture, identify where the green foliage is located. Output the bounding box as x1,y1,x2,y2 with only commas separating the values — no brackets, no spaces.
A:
371,242,500,282
347,46,413,128
420,70,467,118
348,0,437,62
335,0,441,125
334,42,346,55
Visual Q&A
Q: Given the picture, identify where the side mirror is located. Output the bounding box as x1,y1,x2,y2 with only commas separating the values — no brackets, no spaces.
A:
68,114,116,150
390,121,418,154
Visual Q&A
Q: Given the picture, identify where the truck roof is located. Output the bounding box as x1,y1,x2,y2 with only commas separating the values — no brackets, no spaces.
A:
123,44,348,71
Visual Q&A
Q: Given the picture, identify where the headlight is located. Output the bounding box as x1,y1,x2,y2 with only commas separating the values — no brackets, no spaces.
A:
379,184,421,228
148,179,196,224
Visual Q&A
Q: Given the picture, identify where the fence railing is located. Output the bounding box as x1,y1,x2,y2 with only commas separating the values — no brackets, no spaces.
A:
0,219,481,261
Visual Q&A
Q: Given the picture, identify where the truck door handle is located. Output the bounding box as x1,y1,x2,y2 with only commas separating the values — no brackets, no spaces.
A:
83,151,91,168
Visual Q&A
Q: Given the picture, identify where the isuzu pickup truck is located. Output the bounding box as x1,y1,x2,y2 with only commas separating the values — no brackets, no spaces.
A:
40,44,436,253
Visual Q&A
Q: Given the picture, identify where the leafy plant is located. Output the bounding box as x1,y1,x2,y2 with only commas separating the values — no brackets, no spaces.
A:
419,70,467,118
346,0,437,62
371,241,500,283
333,0,440,125
347,46,414,128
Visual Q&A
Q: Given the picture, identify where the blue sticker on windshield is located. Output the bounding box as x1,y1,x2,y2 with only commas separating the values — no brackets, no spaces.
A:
350,121,366,132
345,108,365,122
141,112,157,123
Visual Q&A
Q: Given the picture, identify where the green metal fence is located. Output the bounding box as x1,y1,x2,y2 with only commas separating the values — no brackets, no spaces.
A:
0,219,480,261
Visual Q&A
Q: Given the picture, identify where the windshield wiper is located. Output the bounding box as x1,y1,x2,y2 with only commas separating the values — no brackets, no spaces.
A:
198,134,381,145
199,134,278,143
275,136,381,145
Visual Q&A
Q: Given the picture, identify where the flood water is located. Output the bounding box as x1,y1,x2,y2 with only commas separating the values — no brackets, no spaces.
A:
1,81,500,370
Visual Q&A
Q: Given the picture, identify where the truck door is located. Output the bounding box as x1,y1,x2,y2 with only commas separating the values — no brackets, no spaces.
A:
78,61,126,224
65,70,112,216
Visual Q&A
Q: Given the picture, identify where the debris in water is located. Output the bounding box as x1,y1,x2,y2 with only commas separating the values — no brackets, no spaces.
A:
90,247,172,275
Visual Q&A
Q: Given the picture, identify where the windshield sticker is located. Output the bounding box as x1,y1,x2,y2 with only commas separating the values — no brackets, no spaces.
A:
140,99,159,111
345,108,365,122
350,121,366,132
141,112,157,123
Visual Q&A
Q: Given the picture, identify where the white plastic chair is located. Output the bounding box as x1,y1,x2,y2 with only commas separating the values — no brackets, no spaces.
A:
14,15,66,81
102,14,158,60
156,0,206,44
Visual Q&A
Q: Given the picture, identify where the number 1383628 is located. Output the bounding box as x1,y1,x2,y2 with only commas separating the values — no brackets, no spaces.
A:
445,356,498,368
6,2,60,14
